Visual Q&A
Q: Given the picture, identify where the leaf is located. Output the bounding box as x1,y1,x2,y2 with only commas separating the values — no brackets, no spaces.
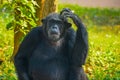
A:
27,2,36,13
6,22,14,30
31,0,39,7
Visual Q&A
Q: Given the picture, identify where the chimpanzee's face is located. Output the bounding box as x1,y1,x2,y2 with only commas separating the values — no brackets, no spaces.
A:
42,13,71,42
46,19,64,41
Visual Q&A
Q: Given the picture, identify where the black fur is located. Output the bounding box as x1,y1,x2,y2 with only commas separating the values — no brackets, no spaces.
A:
14,9,88,80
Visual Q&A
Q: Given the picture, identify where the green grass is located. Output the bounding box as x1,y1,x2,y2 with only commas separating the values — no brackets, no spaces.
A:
0,4,120,80
86,26,120,80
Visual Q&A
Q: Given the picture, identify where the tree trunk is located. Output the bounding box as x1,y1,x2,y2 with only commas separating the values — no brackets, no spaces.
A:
11,26,24,61
35,0,57,25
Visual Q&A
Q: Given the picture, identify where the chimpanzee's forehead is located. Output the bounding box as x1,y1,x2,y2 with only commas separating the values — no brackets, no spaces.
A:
46,13,63,21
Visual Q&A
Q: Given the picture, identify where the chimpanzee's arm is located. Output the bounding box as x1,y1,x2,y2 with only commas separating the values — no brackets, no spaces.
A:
61,9,88,66
70,14,88,66
14,27,41,80
66,18,88,80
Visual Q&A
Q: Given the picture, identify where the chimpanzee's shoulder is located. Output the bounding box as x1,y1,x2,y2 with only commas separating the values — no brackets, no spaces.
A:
31,26,43,32
25,26,43,39
29,26,43,34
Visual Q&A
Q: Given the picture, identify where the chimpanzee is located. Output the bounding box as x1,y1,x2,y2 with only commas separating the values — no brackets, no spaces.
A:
14,8,88,80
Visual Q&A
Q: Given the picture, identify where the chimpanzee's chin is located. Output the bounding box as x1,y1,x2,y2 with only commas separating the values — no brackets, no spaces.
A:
49,35,59,42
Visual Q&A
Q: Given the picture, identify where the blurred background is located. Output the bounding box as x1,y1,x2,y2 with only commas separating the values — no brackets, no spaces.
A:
60,0,120,8
0,0,120,80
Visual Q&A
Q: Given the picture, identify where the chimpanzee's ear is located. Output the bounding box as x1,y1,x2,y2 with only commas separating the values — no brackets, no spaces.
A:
41,18,46,23
41,18,47,29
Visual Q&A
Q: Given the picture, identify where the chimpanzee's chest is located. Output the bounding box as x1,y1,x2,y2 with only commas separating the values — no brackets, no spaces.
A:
28,41,69,80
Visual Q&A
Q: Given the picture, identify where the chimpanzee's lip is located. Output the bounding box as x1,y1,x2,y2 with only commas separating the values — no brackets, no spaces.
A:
51,32,58,35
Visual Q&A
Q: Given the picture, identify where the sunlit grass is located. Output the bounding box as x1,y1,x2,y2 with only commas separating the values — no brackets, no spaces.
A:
85,26,120,80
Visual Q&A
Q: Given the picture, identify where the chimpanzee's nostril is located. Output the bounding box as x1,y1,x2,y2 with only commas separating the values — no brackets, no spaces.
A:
52,26,56,29
52,25,58,29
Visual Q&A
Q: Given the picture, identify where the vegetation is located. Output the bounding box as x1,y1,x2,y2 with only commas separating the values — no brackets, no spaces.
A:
0,3,120,80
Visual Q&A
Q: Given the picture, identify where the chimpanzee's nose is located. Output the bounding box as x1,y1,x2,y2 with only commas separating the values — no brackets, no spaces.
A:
52,26,57,29
51,25,59,34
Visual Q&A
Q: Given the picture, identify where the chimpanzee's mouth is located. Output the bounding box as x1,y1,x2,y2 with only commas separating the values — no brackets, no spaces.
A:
51,31,58,35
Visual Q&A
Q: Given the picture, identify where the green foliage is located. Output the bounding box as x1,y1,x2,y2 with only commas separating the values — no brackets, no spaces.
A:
85,26,120,80
0,0,38,34
0,3,13,27
0,19,15,80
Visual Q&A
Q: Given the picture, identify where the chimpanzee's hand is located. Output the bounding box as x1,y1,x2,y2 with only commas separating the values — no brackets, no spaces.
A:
60,8,81,28
60,8,74,19
60,8,73,15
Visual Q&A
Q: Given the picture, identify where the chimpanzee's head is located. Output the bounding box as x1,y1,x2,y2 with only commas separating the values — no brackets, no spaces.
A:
42,13,71,42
